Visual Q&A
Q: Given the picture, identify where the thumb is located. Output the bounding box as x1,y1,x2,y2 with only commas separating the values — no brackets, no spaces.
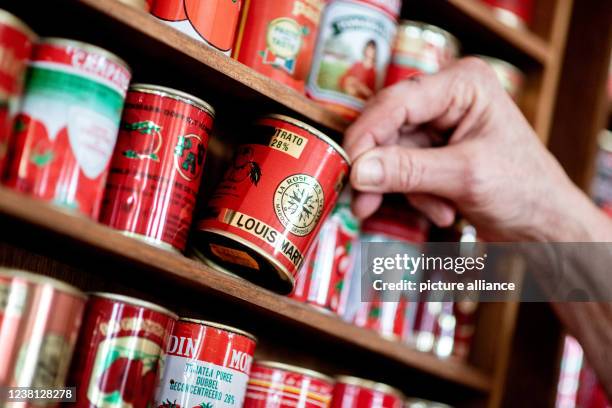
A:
350,145,467,200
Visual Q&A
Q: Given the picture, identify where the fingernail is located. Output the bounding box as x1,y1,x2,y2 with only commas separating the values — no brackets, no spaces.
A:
356,157,384,186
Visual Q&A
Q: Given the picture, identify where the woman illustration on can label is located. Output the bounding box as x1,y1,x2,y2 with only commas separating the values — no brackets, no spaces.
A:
338,39,378,100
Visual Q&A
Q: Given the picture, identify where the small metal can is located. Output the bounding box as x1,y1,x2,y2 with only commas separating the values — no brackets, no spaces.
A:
150,0,242,55
0,269,86,393
331,376,404,408
233,0,325,93
244,361,335,408
100,84,214,252
4,38,131,219
291,190,359,313
155,318,257,408
477,55,524,101
384,21,459,87
69,293,177,408
481,0,533,29
195,114,350,294
0,9,36,175
306,0,400,119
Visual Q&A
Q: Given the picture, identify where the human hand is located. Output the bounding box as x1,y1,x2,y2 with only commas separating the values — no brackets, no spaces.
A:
344,57,609,242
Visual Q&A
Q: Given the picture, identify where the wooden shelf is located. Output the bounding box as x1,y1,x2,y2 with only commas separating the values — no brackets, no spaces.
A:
0,187,491,393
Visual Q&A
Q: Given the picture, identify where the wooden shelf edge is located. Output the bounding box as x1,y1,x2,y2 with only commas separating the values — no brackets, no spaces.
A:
77,0,349,133
0,187,491,392
447,0,553,64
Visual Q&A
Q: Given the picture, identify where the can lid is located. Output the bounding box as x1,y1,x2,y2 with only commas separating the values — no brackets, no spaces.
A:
397,20,460,56
0,268,87,299
254,361,334,383
0,9,37,40
178,318,257,342
474,55,522,76
598,129,612,153
260,114,351,165
335,375,405,399
40,38,131,73
405,398,454,408
89,292,178,319
130,83,216,117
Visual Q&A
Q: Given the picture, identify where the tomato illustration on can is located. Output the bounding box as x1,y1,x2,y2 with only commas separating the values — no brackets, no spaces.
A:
68,293,177,408
0,9,36,175
100,84,214,252
233,0,325,92
155,318,257,408
244,361,335,408
3,38,131,219
195,114,350,294
0,269,86,403
331,376,404,408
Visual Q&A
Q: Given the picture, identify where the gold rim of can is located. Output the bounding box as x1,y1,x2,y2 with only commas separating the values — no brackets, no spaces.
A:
404,398,454,408
598,129,612,153
397,20,460,57
474,55,522,76
260,114,351,165
89,292,178,319
130,83,216,118
178,317,257,343
254,361,335,383
0,9,37,40
335,375,405,399
199,227,296,291
0,268,87,299
40,37,131,74
120,230,181,254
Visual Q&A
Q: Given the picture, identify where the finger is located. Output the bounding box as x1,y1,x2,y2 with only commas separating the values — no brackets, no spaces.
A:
350,144,467,200
407,193,456,227
351,192,383,220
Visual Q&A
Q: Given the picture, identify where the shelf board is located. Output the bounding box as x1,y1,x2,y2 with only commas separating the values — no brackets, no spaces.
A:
0,187,491,392
74,0,350,133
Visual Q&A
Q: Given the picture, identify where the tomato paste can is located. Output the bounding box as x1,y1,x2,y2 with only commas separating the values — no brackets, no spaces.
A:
195,114,350,294
481,0,533,28
68,293,177,408
244,361,334,407
0,268,86,394
384,21,458,86
233,0,325,93
0,9,36,175
3,38,131,219
150,0,242,55
155,318,256,408
477,55,524,101
291,190,359,313
306,0,400,120
331,376,404,408
100,84,214,252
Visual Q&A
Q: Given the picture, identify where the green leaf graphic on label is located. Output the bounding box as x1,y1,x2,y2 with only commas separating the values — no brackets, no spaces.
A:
14,118,28,133
369,305,381,319
123,120,161,135
123,150,139,159
30,150,54,167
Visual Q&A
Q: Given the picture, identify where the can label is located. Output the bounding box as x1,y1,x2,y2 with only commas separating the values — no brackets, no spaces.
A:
155,320,256,408
151,0,242,55
233,0,324,92
4,42,130,218
483,0,533,26
69,295,175,408
0,18,33,173
331,382,403,408
196,116,349,291
244,363,334,408
306,0,397,119
100,89,213,251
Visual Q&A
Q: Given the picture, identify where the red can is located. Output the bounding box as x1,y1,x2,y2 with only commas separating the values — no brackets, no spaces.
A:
68,293,177,408
244,361,335,408
0,10,35,175
477,55,524,101
291,191,359,313
481,0,534,28
233,0,325,93
0,269,86,398
150,0,242,54
331,376,404,408
100,84,214,252
384,21,458,87
195,114,350,294
4,38,131,219
155,318,257,408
